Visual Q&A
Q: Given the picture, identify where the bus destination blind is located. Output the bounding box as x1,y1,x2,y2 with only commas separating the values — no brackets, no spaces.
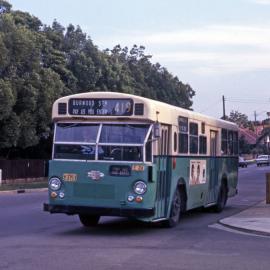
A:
68,98,133,116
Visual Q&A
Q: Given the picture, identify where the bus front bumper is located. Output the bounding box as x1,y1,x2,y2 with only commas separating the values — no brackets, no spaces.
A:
43,203,155,218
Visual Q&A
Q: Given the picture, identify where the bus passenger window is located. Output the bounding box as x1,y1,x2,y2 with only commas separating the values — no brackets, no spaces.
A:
228,131,234,155
174,132,178,152
199,136,207,154
190,137,198,154
233,131,239,155
178,116,188,154
179,133,188,153
189,123,198,154
221,129,228,155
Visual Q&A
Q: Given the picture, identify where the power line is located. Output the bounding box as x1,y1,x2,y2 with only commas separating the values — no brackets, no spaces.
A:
226,96,270,101
198,99,222,114
225,97,270,104
223,95,269,120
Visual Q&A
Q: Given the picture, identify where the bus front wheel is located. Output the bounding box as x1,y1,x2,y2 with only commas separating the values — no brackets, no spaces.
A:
79,214,100,227
163,189,181,228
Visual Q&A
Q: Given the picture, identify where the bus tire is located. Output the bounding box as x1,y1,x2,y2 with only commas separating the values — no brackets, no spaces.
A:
213,181,228,213
163,189,181,228
79,214,100,227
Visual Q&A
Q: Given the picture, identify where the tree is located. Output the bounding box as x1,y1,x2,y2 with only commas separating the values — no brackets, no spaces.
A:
0,0,11,13
228,110,253,129
0,6,196,158
0,79,15,120
239,135,252,154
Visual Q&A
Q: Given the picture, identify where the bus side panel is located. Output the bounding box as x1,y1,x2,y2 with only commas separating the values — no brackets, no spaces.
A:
183,157,208,210
169,156,238,211
169,157,207,214
219,156,238,197
205,157,219,205
153,156,208,218
205,156,238,206
152,156,208,217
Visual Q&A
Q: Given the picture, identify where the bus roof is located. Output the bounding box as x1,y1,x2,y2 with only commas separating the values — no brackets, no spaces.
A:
52,91,238,130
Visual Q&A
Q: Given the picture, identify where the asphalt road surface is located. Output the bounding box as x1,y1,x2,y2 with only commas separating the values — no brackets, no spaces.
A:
0,164,270,270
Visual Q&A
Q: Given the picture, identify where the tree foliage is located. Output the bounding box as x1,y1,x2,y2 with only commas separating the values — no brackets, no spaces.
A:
0,1,195,158
228,110,254,129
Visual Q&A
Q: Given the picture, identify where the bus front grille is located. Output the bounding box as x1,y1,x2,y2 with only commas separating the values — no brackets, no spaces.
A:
73,183,115,200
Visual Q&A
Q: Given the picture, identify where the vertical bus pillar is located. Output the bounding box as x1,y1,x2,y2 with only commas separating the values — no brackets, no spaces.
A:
0,169,2,186
266,173,270,204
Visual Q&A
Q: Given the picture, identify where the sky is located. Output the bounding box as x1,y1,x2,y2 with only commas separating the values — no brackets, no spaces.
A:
9,0,270,121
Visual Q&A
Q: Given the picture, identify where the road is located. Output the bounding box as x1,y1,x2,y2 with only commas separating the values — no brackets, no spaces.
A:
0,164,270,270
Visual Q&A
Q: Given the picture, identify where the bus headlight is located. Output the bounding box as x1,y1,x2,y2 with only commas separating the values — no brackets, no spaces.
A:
133,181,147,195
49,177,62,191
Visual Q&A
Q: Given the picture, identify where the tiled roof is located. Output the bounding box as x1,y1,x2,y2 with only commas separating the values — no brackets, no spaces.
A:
239,128,257,144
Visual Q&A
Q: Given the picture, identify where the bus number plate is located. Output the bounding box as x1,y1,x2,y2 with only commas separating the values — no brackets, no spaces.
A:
63,173,77,182
109,165,131,176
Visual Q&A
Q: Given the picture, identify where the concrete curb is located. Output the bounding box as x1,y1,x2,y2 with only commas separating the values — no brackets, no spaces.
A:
218,219,270,237
0,188,48,195
218,201,270,237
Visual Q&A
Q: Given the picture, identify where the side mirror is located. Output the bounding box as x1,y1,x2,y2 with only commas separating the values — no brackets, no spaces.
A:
153,122,161,138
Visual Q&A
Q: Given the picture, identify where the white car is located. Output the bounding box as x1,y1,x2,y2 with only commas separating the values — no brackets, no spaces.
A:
256,155,270,166
239,157,248,168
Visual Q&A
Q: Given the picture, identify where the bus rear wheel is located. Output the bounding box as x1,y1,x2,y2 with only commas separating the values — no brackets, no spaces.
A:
213,182,228,213
163,189,181,228
79,214,100,227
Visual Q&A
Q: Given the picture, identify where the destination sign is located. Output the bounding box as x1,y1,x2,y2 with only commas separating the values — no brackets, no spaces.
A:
178,116,188,133
68,98,133,116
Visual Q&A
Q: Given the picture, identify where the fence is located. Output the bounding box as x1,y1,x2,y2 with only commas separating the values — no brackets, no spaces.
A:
0,159,48,181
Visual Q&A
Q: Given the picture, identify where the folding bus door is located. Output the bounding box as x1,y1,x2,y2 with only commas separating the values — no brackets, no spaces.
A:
155,125,171,219
207,130,219,204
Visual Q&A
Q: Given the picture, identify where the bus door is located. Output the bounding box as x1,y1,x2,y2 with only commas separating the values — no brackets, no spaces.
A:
207,130,219,204
155,125,171,219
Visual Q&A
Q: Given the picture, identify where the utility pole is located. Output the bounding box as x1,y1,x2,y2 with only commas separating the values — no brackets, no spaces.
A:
222,95,226,119
254,111,257,137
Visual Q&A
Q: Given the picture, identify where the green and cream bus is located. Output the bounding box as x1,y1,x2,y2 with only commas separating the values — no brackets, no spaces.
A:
44,91,238,227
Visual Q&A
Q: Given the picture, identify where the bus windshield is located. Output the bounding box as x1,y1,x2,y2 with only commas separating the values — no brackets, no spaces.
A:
100,124,148,144
53,123,151,162
55,123,99,143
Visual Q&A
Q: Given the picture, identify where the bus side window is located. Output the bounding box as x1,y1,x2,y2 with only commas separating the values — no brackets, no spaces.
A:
179,133,188,153
221,129,228,155
233,131,238,155
199,136,207,154
228,131,234,155
189,122,198,154
174,132,178,152
178,116,188,154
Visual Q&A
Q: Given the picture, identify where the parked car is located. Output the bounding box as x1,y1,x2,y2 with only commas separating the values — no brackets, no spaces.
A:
255,155,270,166
239,156,248,168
